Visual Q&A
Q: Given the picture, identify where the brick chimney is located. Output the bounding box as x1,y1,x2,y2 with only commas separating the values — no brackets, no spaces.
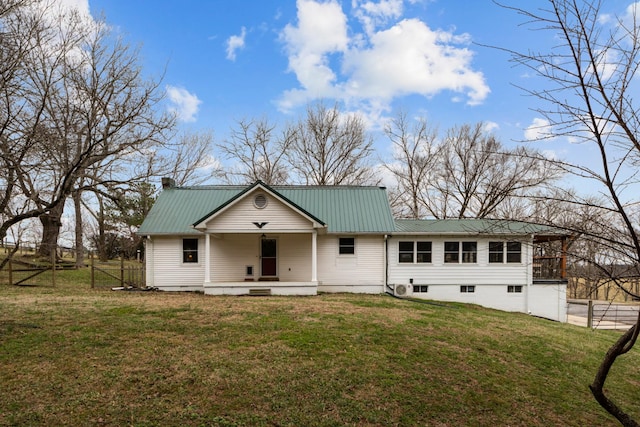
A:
161,177,176,189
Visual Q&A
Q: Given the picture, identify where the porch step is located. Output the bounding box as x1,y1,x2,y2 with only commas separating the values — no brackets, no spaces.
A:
249,288,272,296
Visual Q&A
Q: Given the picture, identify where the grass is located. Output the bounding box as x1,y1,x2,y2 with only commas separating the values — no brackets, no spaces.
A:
0,275,639,426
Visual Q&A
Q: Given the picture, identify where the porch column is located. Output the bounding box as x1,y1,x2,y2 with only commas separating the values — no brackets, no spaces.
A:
311,230,318,282
204,233,211,284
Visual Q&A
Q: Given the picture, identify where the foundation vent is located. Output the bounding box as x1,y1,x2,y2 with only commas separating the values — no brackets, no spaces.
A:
249,288,272,296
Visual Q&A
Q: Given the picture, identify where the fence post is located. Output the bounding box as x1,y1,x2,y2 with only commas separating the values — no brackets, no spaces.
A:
587,300,593,329
120,256,124,287
90,252,95,289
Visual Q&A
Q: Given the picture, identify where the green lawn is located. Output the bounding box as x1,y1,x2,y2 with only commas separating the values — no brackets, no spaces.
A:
0,277,638,426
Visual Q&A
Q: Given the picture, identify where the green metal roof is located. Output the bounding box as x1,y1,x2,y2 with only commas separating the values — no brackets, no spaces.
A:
394,219,567,236
138,183,396,235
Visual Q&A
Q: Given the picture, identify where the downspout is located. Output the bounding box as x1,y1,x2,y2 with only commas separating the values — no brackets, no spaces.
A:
146,236,154,288
384,234,392,294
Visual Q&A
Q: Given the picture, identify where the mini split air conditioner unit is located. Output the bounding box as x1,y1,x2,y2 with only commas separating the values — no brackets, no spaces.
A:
393,283,412,297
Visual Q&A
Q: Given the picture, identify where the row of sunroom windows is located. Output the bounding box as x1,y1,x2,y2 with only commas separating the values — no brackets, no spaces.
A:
397,241,522,264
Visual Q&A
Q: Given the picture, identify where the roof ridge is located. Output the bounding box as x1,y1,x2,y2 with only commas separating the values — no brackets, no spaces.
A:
170,184,387,190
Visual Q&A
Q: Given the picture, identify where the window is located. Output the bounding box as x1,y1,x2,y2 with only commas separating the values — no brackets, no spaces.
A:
508,285,523,293
444,242,459,263
398,241,432,263
398,241,414,263
460,285,475,293
414,285,429,293
416,242,432,263
462,242,477,263
339,237,355,255
489,242,504,263
183,238,199,263
507,242,522,263
489,241,522,263
445,241,477,263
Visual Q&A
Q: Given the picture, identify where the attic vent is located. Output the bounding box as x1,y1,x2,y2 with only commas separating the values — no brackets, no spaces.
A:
254,193,268,209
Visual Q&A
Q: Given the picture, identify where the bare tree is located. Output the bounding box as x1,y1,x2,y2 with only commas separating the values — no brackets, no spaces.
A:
383,112,440,218
163,130,219,186
286,102,379,185
383,118,559,219
0,1,84,260
500,0,640,423
0,3,173,261
218,118,292,185
431,123,560,219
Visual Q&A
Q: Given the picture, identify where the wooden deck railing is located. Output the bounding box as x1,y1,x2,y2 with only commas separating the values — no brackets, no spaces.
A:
533,256,566,281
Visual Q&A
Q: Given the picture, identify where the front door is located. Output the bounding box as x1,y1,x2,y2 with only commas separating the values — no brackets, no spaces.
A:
261,238,277,277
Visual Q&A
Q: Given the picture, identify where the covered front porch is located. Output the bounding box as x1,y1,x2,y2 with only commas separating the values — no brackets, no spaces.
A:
200,230,320,296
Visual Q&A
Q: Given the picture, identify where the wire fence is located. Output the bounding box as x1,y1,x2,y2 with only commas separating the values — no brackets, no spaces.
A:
568,300,640,330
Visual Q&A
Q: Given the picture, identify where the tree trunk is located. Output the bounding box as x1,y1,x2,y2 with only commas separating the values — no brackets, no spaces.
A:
73,190,84,268
590,312,640,427
37,202,65,259
96,196,108,262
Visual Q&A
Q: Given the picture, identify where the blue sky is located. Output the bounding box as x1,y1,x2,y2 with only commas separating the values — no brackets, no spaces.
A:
64,0,635,187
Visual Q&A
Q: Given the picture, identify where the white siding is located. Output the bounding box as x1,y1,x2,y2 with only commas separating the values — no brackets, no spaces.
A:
317,235,385,293
278,234,312,281
210,234,258,281
209,233,312,282
205,190,314,232
388,236,532,286
148,236,204,291
388,236,567,322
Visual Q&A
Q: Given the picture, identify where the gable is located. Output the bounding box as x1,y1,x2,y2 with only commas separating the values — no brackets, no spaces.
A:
198,188,319,232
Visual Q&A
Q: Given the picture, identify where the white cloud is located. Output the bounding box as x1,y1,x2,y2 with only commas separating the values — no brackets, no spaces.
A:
345,19,488,103
57,0,90,16
352,0,404,34
226,27,247,61
277,1,489,115
280,0,348,100
166,85,202,122
524,117,555,141
483,121,499,133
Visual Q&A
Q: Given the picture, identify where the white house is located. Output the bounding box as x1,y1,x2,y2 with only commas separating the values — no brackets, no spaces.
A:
138,179,570,321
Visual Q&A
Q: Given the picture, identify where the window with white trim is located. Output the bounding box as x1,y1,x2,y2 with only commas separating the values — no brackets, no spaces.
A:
398,241,432,263
508,285,523,293
489,241,522,264
182,238,199,263
507,242,522,263
416,241,432,263
339,237,355,255
445,241,477,263
489,241,504,263
414,285,429,293
460,285,475,293
398,241,414,263
444,242,459,263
